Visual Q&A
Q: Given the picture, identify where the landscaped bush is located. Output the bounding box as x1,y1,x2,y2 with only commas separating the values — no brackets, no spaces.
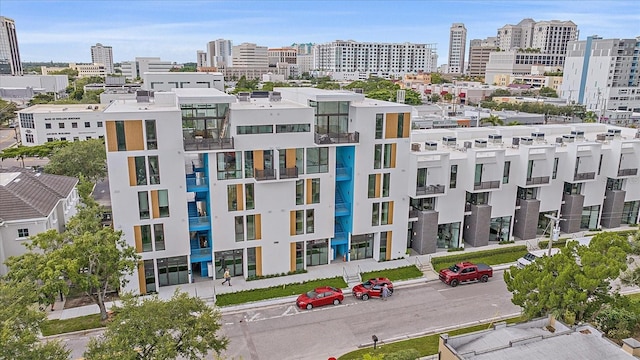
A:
447,247,465,252
360,265,423,282
431,245,528,272
246,269,307,281
383,348,420,360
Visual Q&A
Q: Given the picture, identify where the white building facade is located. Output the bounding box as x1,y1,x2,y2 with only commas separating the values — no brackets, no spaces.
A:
120,57,175,80
232,43,269,68
0,16,22,76
90,43,114,74
448,23,467,74
142,72,224,92
207,39,233,68
17,104,106,146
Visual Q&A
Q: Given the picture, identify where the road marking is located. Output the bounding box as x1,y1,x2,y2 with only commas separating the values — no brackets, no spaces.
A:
248,313,260,322
282,305,300,316
437,288,453,292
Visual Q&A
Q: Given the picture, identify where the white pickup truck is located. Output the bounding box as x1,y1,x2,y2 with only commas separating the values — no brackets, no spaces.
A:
516,248,560,269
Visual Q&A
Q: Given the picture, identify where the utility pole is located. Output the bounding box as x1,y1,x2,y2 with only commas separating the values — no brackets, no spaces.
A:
544,214,565,256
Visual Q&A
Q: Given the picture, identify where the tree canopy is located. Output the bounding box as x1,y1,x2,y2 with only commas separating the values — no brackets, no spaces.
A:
0,141,69,167
0,98,18,126
44,138,107,182
85,291,228,360
504,232,630,324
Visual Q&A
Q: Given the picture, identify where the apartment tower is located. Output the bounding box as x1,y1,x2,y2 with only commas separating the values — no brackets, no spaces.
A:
0,16,22,75
90,43,114,75
448,23,467,74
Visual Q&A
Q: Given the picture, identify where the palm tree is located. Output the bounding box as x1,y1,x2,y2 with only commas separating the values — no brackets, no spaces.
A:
481,115,504,126
583,111,598,123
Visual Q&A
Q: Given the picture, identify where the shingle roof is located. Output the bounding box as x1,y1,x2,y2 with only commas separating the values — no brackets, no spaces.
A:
0,167,78,221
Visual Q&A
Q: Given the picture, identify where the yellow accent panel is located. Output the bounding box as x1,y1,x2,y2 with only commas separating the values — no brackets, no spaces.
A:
255,214,262,239
236,184,244,211
134,225,142,253
402,113,411,138
256,247,263,276
390,143,397,168
388,201,394,224
290,211,296,236
128,157,136,186
385,232,392,260
254,150,264,171
290,242,296,272
124,120,144,151
385,113,398,139
150,190,159,219
105,121,118,152
138,261,146,295
306,179,312,204
286,149,296,168
375,174,381,198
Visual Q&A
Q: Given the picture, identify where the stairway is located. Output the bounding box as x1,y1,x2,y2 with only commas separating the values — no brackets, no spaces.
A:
343,270,361,287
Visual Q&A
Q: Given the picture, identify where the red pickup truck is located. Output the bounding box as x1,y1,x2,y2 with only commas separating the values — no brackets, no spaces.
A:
439,262,493,287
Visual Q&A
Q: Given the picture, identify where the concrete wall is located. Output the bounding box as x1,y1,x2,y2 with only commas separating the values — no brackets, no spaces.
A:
513,199,541,240
411,210,438,254
600,190,626,228
561,194,584,233
463,204,491,247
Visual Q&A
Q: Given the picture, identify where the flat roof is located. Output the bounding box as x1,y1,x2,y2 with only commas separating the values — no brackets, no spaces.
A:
276,87,365,102
103,98,178,113
173,88,235,103
231,98,308,110
18,104,106,113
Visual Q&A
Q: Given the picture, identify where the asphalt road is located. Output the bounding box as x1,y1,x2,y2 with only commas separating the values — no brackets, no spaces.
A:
0,128,50,169
55,271,520,360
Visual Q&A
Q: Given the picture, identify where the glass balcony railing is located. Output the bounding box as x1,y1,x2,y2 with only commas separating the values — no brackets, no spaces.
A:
184,137,234,151
473,181,500,190
416,184,446,195
279,167,299,179
186,177,208,191
254,169,276,181
188,216,210,228
574,172,596,181
525,176,550,185
314,131,359,145
618,168,638,176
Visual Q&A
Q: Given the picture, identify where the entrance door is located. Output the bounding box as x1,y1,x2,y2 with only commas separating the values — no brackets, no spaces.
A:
214,249,243,279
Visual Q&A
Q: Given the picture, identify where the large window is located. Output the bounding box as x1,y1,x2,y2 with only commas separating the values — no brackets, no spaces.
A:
245,183,255,210
310,101,349,135
135,156,147,185
154,224,165,251
580,205,600,230
622,201,640,224
383,144,394,168
503,161,511,184
148,156,160,184
294,210,304,235
19,113,34,128
181,103,229,140
157,256,189,287
379,231,389,261
237,125,273,134
374,144,382,169
247,215,257,240
244,151,254,178
517,187,538,200
372,203,380,226
368,174,376,198
247,247,258,278
437,222,460,249
276,124,310,133
227,185,238,211
382,173,390,197
310,178,320,204
143,259,156,293
17,228,29,238
410,197,435,211
350,234,373,260
307,147,329,174
450,165,458,189
115,121,126,151
306,209,315,234
552,158,559,179
138,192,150,219
563,182,582,195
397,113,405,137
141,225,153,252
217,152,242,180
157,190,169,217
296,180,304,205
381,201,392,225
145,120,157,150
306,239,328,266
375,114,384,139
235,216,244,242
489,216,511,242
474,164,483,185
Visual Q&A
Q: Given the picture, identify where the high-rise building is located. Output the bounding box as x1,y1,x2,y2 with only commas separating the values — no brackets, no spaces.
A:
196,50,207,68
268,48,297,66
447,23,467,74
496,19,578,53
0,16,22,76
290,43,314,55
207,39,233,68
562,36,640,119
467,37,498,78
314,40,438,76
232,43,269,68
90,43,114,74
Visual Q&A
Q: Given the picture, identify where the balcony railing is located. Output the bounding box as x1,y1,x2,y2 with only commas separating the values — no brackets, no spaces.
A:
188,216,210,228
254,168,276,181
336,165,351,181
190,247,212,256
416,184,446,195
186,177,208,190
184,137,234,151
618,168,638,176
474,181,500,190
314,131,360,145
279,167,299,179
574,172,596,181
526,176,550,185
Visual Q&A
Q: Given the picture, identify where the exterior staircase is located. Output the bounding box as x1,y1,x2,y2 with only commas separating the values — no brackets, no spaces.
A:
343,267,361,287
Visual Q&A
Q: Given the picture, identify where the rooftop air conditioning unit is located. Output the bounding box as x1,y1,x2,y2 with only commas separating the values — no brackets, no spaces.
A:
571,130,585,140
136,90,151,103
531,132,545,141
488,134,503,144
512,137,520,146
269,91,282,102
443,136,457,147
425,141,438,151
520,137,533,145
596,133,607,141
474,139,487,148
607,128,622,139
411,143,421,152
464,141,473,149
562,134,575,143
238,92,250,102
636,130,640,139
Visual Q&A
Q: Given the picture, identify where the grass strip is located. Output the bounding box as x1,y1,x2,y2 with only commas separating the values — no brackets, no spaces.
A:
215,276,347,307
338,316,525,359
431,245,527,272
361,265,424,282
41,313,103,336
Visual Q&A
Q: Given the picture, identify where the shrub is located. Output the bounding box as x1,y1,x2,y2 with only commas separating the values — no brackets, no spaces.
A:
447,247,464,252
499,240,515,245
383,348,420,360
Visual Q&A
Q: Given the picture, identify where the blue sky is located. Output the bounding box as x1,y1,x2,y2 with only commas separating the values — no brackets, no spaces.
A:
2,0,639,65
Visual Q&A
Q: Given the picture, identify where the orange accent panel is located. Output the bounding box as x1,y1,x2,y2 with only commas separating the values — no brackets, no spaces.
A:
286,149,296,168
388,201,394,224
138,261,146,294
390,143,397,168
124,120,144,151
255,214,261,239
385,113,398,139
385,232,392,260
128,157,136,186
306,179,312,204
290,242,296,272
402,113,411,138
290,211,296,236
254,150,264,171
256,247,263,276
236,184,244,211
105,121,118,152
375,174,381,198
150,190,159,219
134,225,142,252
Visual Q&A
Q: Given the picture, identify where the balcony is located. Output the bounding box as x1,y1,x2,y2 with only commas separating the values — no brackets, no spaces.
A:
335,191,350,217
574,172,596,181
314,131,360,145
190,247,212,262
254,168,276,181
279,167,299,179
186,177,208,192
188,216,210,230
184,137,234,151
336,165,351,181
618,168,638,177
474,181,500,190
525,176,550,185
416,184,445,196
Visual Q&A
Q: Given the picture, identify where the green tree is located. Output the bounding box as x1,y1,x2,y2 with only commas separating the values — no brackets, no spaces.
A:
366,89,394,102
539,86,558,98
621,230,640,287
443,93,454,102
84,291,228,360
507,121,522,126
430,73,445,84
233,75,259,93
0,141,69,167
583,111,598,123
0,279,71,360
48,68,78,82
488,89,511,99
28,93,56,105
44,139,107,181
481,114,504,126
0,99,18,126
6,198,140,321
504,232,630,323
404,89,423,105
429,94,441,103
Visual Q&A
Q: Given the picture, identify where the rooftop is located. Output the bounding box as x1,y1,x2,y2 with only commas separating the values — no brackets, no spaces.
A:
18,104,106,113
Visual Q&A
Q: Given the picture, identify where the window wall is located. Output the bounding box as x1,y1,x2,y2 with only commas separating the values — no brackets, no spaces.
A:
437,222,460,249
489,216,511,242
157,256,189,287
350,234,373,260
306,239,328,266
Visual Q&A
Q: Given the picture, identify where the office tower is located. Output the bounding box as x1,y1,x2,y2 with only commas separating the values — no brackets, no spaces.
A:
0,16,22,75
268,48,297,66
207,39,233,68
448,23,467,74
467,37,498,78
232,43,269,68
496,19,577,53
91,43,114,75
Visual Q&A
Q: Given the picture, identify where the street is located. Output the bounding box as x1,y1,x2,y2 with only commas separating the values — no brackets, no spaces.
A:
0,128,50,169
57,271,520,359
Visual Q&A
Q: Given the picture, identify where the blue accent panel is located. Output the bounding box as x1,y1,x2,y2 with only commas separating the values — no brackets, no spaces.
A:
331,146,355,260
578,36,594,104
204,154,213,253
187,202,198,217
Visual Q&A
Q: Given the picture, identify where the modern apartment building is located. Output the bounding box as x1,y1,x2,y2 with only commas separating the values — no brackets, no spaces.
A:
497,19,578,53
467,37,498,78
103,87,412,294
314,40,438,76
17,104,106,146
90,43,114,74
232,43,269,68
196,50,207,68
207,39,233,68
142,72,224,92
448,23,467,74
0,16,22,76
120,57,175,80
561,36,640,118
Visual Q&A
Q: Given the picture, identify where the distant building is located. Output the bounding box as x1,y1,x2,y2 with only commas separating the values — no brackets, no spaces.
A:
0,74,68,101
497,19,578,54
485,51,566,85
90,43,114,74
448,23,467,74
467,37,498,78
290,42,314,55
17,104,106,146
207,39,233,68
142,72,224,92
0,16,22,76
296,53,314,75
268,48,297,66
0,167,79,275
232,43,269,68
196,50,207,68
120,57,176,80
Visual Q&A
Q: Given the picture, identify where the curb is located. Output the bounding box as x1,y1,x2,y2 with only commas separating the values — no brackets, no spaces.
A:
42,327,106,340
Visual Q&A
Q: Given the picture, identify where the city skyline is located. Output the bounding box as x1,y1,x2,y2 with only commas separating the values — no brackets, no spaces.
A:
2,0,639,65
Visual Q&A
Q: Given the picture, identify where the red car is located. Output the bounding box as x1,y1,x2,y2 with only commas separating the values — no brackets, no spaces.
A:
296,286,344,310
352,278,394,300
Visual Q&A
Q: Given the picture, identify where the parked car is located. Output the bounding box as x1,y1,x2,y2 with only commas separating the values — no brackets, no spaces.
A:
516,248,560,269
296,286,344,310
352,278,394,300
439,262,493,287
